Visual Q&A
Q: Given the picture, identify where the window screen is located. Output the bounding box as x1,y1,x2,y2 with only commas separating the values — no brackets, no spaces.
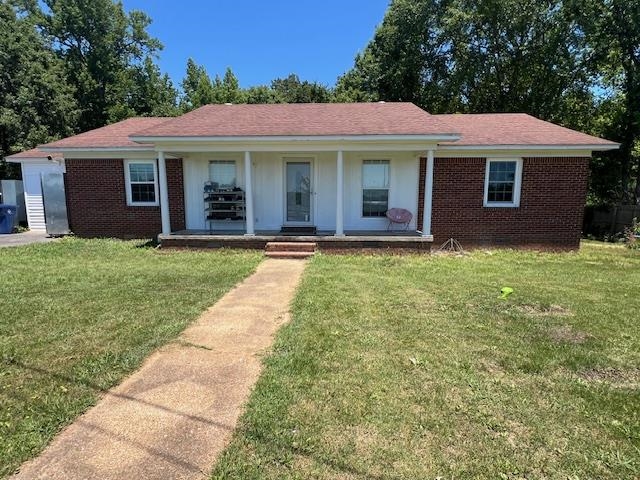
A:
362,160,390,217
209,161,236,189
486,161,517,203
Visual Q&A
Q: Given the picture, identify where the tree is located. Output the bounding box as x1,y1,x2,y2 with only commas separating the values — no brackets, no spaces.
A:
40,0,163,130
128,57,179,117
180,58,214,111
341,0,590,118
211,67,244,104
570,0,640,204
271,74,332,103
0,1,77,178
244,85,282,104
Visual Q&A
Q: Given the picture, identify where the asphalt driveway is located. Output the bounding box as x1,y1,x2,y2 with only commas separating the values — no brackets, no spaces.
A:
0,231,58,248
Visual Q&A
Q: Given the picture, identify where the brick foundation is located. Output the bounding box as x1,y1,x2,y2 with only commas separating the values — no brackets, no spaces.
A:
418,157,589,249
64,158,185,238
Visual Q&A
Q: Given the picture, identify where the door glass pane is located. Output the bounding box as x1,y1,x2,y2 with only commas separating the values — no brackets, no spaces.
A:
286,162,311,222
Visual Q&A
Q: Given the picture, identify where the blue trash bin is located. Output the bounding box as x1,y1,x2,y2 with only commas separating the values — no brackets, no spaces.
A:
0,204,17,234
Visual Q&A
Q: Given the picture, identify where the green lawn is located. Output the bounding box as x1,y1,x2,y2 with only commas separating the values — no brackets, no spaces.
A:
213,242,640,479
0,239,262,478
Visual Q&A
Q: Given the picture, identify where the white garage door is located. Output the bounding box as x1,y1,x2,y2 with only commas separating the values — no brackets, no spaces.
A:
21,163,65,231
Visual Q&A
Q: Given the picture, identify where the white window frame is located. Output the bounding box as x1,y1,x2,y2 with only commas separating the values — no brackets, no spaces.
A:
483,158,523,208
124,159,159,206
361,159,391,218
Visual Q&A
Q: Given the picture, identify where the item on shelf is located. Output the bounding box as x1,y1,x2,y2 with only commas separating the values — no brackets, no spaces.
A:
204,183,246,231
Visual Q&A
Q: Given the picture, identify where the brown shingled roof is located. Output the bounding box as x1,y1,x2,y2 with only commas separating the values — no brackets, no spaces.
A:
41,117,171,149
7,106,617,154
132,103,454,137
435,113,618,146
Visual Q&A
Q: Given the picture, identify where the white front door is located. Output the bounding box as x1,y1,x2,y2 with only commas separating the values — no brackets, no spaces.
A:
284,159,313,225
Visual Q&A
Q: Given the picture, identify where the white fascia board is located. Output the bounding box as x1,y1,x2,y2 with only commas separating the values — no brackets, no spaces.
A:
41,146,154,153
35,149,178,160
435,149,597,158
129,133,461,144
156,142,443,153
437,143,620,152
5,157,49,163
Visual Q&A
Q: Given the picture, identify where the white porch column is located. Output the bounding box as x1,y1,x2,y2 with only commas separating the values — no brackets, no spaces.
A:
244,151,255,236
421,149,434,238
335,150,344,236
157,150,171,235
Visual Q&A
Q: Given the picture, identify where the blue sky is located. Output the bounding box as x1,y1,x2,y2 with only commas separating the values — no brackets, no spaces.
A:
122,0,390,90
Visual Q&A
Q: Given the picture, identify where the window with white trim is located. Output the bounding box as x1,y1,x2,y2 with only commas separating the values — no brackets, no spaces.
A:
125,160,158,206
484,159,523,207
209,160,237,189
362,160,390,217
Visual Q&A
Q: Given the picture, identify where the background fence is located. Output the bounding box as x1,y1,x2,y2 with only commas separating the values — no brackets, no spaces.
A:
583,204,640,238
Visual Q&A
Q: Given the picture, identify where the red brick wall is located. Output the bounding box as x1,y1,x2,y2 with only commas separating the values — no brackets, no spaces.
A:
417,157,590,249
64,158,185,238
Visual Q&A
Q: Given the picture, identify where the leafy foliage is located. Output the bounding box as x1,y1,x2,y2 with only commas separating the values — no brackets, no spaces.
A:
0,1,76,178
40,0,167,130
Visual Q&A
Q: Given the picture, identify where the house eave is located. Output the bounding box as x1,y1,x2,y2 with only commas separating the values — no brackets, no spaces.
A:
129,133,462,144
437,143,620,152
40,145,155,153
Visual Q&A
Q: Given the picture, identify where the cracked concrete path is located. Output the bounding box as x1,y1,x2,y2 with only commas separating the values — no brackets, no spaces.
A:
12,258,308,480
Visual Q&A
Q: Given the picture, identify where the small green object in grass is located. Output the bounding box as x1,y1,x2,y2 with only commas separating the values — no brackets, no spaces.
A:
500,287,514,299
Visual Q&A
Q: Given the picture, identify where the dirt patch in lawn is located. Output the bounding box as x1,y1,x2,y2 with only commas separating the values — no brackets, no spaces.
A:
548,324,590,344
579,367,640,389
516,304,573,317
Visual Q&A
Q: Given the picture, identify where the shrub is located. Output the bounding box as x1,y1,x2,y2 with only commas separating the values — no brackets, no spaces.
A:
625,217,640,249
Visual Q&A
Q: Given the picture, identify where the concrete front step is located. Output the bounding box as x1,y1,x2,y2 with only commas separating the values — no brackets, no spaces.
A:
265,251,315,259
265,242,317,253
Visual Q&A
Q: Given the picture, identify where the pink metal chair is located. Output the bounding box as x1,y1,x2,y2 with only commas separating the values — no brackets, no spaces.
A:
386,208,413,231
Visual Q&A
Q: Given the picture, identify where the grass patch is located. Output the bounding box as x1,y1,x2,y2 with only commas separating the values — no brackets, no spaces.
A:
212,243,640,479
0,238,262,478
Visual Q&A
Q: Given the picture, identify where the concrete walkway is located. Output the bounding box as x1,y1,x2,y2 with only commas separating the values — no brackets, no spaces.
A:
0,231,57,248
12,258,307,480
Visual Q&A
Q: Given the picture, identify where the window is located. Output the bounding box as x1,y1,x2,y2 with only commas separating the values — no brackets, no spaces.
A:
362,160,390,217
484,159,522,207
125,160,158,206
209,160,237,189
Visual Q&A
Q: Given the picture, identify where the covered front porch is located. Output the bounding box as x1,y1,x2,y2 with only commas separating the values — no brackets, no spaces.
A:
155,144,436,250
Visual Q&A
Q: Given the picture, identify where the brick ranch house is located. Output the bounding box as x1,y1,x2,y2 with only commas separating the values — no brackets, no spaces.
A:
7,102,618,250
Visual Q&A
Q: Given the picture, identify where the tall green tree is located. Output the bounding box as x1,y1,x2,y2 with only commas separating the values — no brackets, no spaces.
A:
571,0,640,204
271,74,332,103
40,0,164,130
127,57,179,117
244,85,282,104
180,58,214,111
341,0,590,119
0,1,76,178
211,67,244,104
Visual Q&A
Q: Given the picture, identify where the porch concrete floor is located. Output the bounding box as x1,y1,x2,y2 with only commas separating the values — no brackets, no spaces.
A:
168,229,426,241
159,230,432,251
12,258,307,480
